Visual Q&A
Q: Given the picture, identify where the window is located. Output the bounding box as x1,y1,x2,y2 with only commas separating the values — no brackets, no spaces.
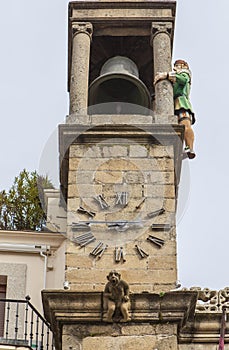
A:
0,276,7,337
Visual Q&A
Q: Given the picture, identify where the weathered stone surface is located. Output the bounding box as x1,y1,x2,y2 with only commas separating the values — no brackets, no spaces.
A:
91,114,154,125
66,253,94,269
131,158,163,171
68,184,78,198
70,144,89,158
66,267,176,286
146,170,174,184
69,157,80,171
148,255,176,270
99,158,139,171
72,158,103,171
129,145,148,157
68,170,76,184
72,8,173,21
61,322,180,349
83,335,157,350
69,183,102,199
163,199,176,212
62,334,81,350
94,170,123,184
149,145,174,158
156,158,174,171
145,184,175,198
154,114,178,124
65,201,78,214
102,145,128,158
64,282,102,291
155,335,178,350
66,113,91,124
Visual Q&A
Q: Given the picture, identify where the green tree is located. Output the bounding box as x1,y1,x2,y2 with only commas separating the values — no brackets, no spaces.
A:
0,169,54,231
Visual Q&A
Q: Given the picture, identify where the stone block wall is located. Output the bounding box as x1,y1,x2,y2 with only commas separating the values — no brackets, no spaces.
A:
62,323,178,350
65,140,177,292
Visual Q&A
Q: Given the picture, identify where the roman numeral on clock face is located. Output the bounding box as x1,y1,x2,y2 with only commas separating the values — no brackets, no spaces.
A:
73,232,96,247
147,235,165,248
90,242,108,258
115,191,129,205
94,194,109,209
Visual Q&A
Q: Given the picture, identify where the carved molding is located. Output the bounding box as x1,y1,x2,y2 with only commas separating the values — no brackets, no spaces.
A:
182,287,229,312
72,22,93,40
151,22,173,43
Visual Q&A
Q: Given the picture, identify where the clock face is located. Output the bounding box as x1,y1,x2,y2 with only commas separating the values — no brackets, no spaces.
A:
69,140,172,260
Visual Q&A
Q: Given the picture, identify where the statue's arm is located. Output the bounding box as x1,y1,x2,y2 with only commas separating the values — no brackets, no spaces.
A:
154,71,176,85
122,281,130,302
175,72,190,86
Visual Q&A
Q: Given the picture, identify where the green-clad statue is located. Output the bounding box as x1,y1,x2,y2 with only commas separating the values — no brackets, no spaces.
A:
154,59,196,159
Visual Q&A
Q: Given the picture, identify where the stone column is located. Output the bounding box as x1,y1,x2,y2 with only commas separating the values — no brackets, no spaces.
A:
70,22,93,115
151,22,174,116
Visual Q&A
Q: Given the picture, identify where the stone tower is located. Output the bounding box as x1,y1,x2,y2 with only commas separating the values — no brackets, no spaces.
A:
42,1,197,349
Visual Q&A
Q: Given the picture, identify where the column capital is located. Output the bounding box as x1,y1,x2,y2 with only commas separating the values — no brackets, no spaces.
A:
72,22,93,40
150,22,173,44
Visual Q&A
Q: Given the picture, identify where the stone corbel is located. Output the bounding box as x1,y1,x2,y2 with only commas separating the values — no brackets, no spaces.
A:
72,22,93,40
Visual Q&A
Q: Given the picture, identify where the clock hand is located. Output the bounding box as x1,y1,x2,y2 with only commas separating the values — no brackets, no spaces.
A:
147,235,165,248
77,206,96,217
75,219,143,232
73,232,96,247
147,208,165,218
135,245,149,259
135,198,146,210
77,220,141,225
73,207,165,232
72,222,90,230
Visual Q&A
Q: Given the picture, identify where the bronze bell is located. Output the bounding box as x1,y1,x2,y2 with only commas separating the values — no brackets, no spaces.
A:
88,56,151,114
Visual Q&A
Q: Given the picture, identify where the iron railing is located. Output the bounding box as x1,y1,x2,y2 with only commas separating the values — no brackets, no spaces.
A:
0,296,54,350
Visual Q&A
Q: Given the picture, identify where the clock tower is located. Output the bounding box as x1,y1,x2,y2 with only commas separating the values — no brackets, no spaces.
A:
43,1,197,349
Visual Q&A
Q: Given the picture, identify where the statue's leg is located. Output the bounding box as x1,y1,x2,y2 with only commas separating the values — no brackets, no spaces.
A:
178,113,195,159
180,119,194,149
106,300,115,322
120,303,130,322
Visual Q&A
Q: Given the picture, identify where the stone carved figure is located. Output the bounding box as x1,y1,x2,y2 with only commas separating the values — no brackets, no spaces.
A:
154,59,196,159
104,270,130,322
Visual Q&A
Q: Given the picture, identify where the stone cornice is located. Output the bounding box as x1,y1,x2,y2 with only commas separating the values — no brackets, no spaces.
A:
179,312,228,344
59,123,184,153
69,1,176,16
42,290,197,350
0,230,65,250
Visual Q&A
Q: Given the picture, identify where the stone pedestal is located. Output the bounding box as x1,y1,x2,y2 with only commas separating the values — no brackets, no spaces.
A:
42,290,197,350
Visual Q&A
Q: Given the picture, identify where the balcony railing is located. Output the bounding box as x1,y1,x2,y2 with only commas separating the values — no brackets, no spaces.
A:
0,296,54,350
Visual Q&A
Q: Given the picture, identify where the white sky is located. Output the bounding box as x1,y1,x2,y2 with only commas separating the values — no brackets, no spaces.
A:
0,0,228,290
